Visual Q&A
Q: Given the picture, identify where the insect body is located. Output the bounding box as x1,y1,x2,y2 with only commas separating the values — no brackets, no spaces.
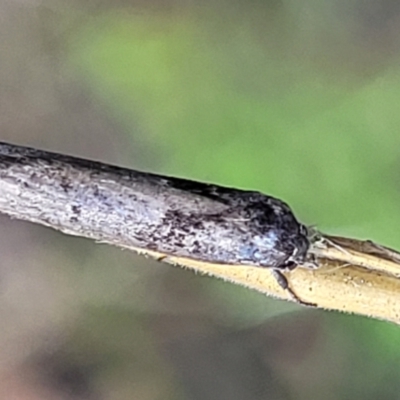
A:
0,142,312,304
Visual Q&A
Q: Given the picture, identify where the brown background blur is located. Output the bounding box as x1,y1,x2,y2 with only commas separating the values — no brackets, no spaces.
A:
2,1,400,399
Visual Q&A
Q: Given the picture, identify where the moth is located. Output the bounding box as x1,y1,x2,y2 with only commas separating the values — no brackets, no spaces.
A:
0,142,313,304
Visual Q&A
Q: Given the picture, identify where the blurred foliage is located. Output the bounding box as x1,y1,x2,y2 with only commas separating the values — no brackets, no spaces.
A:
68,7,400,249
4,1,400,398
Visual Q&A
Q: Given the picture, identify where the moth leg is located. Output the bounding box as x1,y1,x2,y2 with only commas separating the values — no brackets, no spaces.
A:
271,269,316,307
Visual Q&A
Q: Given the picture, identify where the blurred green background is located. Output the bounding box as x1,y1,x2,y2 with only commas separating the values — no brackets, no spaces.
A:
2,1,400,399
